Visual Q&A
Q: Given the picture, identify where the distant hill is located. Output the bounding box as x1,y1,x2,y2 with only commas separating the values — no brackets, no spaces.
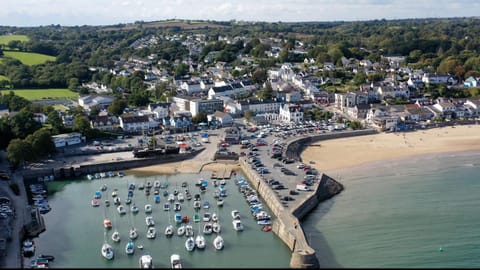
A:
101,19,227,31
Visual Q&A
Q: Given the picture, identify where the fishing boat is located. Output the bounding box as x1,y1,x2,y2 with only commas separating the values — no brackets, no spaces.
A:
101,242,114,260
181,181,188,188
213,235,224,250
146,227,156,239
128,190,134,198
145,181,152,189
185,224,194,237
185,192,192,201
193,213,201,223
145,216,155,227
203,223,213,235
174,213,182,224
111,190,118,198
125,240,135,255
128,183,136,190
165,225,174,237
171,254,182,269
231,210,240,220
232,219,244,231
91,198,100,207
114,197,121,205
202,212,211,222
125,198,132,205
117,171,125,177
212,222,221,233
185,237,195,252
163,190,169,197
202,201,210,209
138,182,145,190
105,200,110,207
195,234,206,249
145,204,152,214
174,202,181,212
262,225,272,232
139,254,153,269
104,218,112,229
163,203,171,211
154,180,161,189
177,225,186,236
193,200,201,210
138,254,153,269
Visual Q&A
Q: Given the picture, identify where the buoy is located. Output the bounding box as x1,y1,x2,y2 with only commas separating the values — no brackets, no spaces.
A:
438,247,443,252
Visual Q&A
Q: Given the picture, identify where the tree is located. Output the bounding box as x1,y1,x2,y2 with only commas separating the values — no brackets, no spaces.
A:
252,69,267,84
26,129,56,159
174,63,188,77
191,112,207,124
107,98,127,116
6,139,33,168
244,109,253,121
9,109,42,139
46,110,64,134
73,114,91,135
258,82,274,100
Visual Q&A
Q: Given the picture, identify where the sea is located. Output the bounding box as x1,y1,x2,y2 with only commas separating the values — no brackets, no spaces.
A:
302,150,480,268
26,171,291,268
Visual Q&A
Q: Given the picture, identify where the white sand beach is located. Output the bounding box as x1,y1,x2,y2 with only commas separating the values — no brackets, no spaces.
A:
301,124,480,174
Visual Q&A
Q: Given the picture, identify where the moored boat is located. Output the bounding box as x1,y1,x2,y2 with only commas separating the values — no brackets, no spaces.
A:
232,219,244,231
177,225,185,236
212,222,221,233
171,254,182,269
193,213,201,223
112,231,121,242
147,227,157,239
185,237,195,252
145,204,152,214
131,204,139,214
174,213,182,224
117,205,126,215
185,225,194,237
139,254,153,269
145,216,155,227
174,202,181,212
104,218,112,229
22,239,35,257
213,235,224,250
203,223,213,235
195,234,206,249
101,243,114,260
91,198,100,207
231,210,240,220
163,203,170,211
129,228,138,240
165,225,174,237
202,212,211,222
154,195,161,204
125,240,135,255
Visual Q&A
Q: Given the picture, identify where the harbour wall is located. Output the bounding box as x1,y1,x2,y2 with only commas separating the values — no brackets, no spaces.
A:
21,148,205,182
239,130,376,268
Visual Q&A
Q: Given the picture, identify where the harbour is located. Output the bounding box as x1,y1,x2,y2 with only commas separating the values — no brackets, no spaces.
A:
23,171,291,268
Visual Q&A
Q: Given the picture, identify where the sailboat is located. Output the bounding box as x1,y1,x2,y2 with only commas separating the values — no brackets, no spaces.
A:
195,221,206,249
213,234,224,250
125,240,135,255
101,230,114,260
165,209,174,237
185,236,195,252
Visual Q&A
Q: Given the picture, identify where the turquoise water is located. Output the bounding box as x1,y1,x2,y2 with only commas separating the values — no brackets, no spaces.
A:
303,151,480,268
28,171,291,268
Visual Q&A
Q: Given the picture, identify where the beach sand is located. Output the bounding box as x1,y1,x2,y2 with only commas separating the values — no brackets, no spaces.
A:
301,124,480,175
127,159,241,175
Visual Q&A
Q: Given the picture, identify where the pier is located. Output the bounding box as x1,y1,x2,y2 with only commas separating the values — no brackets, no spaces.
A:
210,168,233,180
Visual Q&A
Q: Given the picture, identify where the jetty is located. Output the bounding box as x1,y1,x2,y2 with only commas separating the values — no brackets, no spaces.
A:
210,168,232,180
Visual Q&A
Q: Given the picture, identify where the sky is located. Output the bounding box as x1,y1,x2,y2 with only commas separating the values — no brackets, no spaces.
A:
1,0,479,27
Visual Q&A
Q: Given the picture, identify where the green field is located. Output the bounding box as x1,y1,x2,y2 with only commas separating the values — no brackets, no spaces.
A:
0,35,30,45
0,89,78,100
0,75,9,81
2,51,56,66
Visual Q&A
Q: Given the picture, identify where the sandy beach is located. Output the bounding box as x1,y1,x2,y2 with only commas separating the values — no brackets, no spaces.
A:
126,159,241,175
301,124,480,174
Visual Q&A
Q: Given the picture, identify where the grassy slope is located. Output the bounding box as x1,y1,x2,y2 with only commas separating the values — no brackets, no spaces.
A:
0,89,78,100
2,51,56,66
0,35,30,45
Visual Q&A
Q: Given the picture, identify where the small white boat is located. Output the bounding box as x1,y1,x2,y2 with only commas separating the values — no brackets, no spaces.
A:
125,240,135,255
202,201,210,209
177,193,185,202
165,225,174,237
131,204,139,214
139,254,153,269
203,223,213,235
111,190,118,197
168,193,175,202
154,180,161,189
231,210,240,220
185,237,195,252
216,198,224,207
232,219,244,231
185,225,194,237
146,227,156,239
213,235,224,250
145,216,155,227
171,254,182,269
212,222,221,233
195,235,206,249
212,213,219,222
112,231,120,242
129,228,138,240
22,239,35,256
101,243,114,260
117,205,126,215
177,225,185,236
145,204,152,214
87,174,94,180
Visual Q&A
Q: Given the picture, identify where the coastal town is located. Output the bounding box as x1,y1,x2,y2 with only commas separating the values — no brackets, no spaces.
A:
1,17,480,268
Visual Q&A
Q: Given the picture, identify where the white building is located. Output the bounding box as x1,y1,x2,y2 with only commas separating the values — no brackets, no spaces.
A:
51,132,85,148
278,104,304,123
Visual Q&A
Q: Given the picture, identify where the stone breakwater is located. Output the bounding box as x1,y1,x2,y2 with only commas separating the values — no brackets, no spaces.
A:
239,130,379,268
